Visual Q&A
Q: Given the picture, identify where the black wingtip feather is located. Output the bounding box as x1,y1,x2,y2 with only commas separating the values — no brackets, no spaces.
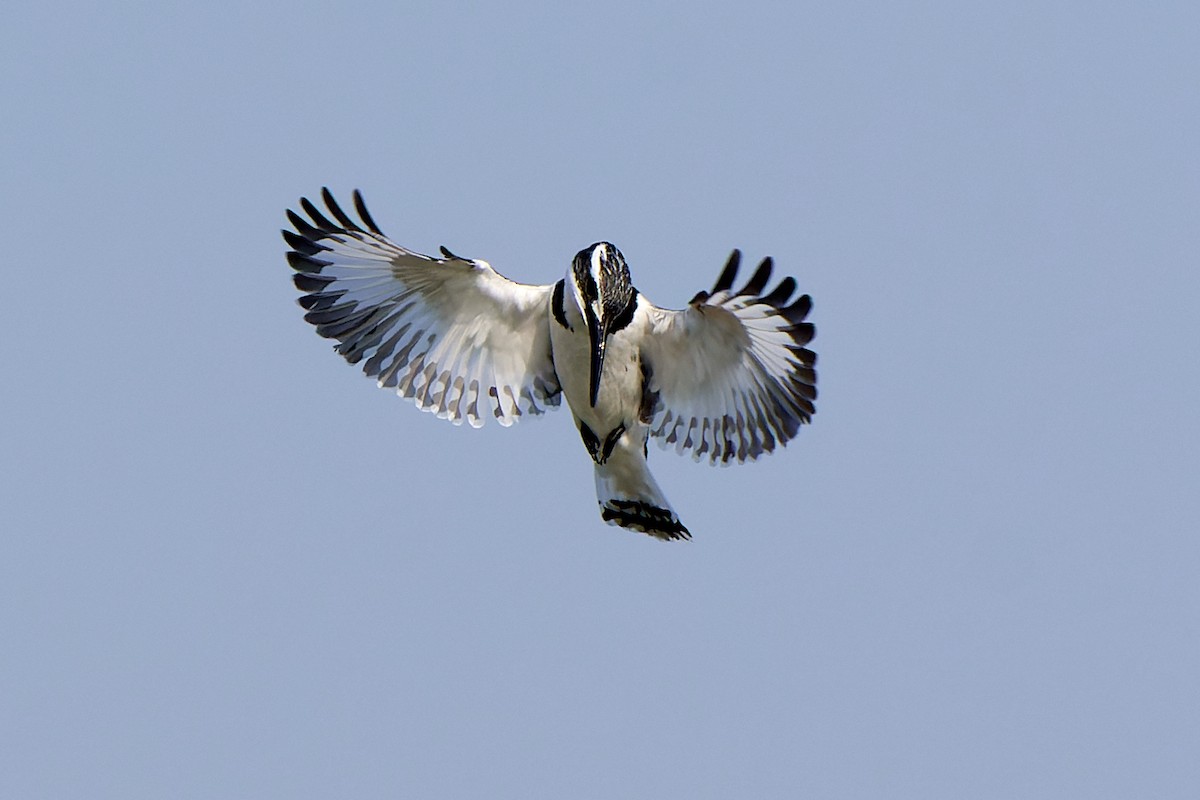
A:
293,273,335,293
739,257,773,297
321,188,363,233
761,276,796,307
790,322,816,346
782,294,812,323
287,251,332,273
303,303,360,326
791,379,818,401
353,190,383,234
300,197,338,232
297,291,344,311
712,250,741,294
282,229,329,255
287,209,328,242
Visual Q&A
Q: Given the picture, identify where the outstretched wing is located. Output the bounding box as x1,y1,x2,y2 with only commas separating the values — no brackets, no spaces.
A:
639,251,817,464
284,189,562,427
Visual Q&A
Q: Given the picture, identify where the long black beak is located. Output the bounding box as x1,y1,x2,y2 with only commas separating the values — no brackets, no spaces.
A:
587,309,607,407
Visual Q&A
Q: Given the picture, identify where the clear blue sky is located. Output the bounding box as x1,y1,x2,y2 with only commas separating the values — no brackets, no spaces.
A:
3,2,1198,797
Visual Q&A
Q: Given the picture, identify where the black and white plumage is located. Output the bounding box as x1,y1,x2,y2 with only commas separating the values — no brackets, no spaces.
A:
285,189,817,540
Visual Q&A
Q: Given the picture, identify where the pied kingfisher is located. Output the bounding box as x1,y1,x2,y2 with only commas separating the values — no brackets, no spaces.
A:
285,189,817,540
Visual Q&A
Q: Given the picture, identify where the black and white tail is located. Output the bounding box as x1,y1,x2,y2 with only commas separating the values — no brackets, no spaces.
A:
594,446,690,541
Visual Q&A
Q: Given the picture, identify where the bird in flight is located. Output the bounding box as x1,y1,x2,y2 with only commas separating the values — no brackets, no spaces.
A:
284,189,817,540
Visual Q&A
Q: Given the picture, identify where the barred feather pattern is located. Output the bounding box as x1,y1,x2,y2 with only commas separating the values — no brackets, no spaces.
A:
641,251,817,465
284,189,561,427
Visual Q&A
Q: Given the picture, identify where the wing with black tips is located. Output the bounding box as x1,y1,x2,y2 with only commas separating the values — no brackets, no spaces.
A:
639,250,817,464
284,189,561,427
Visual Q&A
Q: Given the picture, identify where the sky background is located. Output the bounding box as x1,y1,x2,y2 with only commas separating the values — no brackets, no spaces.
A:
3,1,1199,797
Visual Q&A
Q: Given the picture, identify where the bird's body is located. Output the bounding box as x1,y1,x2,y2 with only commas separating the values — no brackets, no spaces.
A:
548,253,686,536
285,189,817,540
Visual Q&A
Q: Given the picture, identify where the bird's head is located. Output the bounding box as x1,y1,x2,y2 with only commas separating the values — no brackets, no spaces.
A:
570,242,637,407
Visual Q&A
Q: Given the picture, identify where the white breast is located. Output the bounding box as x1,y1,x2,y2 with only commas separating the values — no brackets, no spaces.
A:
549,298,647,434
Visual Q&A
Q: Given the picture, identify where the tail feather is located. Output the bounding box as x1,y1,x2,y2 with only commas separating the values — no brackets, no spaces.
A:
594,446,690,541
